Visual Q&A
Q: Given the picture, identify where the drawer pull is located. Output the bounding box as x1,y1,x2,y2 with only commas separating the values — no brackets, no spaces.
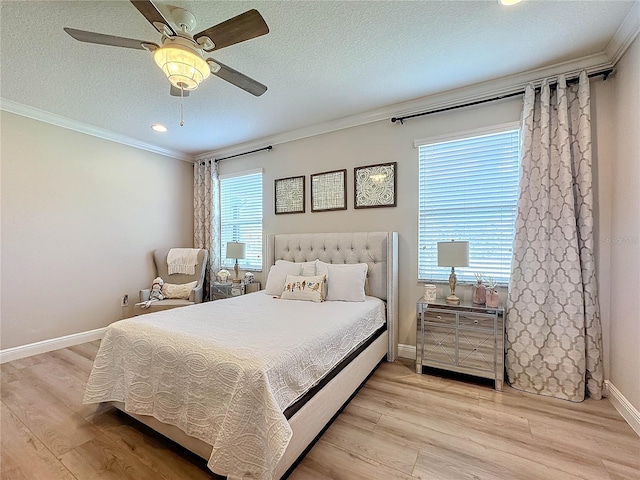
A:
474,320,479,324
437,315,442,320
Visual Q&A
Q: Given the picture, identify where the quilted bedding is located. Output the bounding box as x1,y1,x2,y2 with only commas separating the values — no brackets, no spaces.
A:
83,292,386,479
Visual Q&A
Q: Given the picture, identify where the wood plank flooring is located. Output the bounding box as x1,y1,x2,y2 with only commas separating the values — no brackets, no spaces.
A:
1,342,638,480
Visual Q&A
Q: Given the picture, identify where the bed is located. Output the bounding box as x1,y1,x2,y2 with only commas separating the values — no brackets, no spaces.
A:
84,231,398,479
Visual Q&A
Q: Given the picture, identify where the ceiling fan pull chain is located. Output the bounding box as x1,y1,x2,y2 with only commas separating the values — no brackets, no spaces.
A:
180,87,185,127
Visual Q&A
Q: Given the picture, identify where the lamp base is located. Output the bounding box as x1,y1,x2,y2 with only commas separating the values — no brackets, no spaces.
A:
446,294,461,305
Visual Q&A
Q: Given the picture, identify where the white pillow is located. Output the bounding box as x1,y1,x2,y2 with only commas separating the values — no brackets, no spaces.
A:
318,262,368,302
275,259,317,276
280,274,326,303
161,280,198,300
264,263,302,295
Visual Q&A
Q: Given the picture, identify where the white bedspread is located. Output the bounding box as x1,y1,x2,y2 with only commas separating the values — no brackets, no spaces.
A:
84,293,385,479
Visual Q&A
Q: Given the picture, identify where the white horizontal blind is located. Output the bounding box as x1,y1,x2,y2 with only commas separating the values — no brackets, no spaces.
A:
220,171,263,271
418,128,520,285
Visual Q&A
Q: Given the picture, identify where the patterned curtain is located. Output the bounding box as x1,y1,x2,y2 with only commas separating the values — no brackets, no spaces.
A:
194,158,221,300
507,71,604,402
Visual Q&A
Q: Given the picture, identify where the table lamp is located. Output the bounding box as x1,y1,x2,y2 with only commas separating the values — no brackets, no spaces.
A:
225,242,246,283
437,240,469,305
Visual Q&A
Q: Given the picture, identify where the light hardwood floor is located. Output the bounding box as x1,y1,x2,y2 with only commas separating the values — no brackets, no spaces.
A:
1,341,638,480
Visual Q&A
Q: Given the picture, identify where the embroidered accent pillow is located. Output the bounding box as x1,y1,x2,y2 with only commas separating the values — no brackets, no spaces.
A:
280,275,326,302
161,280,198,300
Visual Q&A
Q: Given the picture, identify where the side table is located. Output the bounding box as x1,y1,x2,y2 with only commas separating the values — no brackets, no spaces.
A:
416,297,505,391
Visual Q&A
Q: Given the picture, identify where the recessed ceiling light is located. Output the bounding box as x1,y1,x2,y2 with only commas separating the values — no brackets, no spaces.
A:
151,124,167,132
499,0,523,5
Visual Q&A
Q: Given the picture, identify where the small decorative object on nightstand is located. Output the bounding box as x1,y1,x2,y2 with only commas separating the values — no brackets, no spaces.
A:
484,276,500,308
437,240,469,305
423,284,437,302
472,272,486,305
416,297,504,391
217,269,230,283
225,242,246,283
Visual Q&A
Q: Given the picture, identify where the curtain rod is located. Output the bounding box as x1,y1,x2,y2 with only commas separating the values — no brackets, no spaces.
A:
213,145,272,163
390,68,613,125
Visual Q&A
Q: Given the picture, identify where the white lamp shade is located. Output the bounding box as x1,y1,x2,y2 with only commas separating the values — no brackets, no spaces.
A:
225,242,246,260
437,241,469,267
153,44,210,90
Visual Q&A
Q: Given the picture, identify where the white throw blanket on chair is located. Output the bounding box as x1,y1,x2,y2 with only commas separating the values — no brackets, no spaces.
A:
167,248,199,275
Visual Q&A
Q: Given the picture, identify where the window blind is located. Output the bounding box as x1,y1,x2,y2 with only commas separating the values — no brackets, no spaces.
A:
418,128,520,285
220,171,263,271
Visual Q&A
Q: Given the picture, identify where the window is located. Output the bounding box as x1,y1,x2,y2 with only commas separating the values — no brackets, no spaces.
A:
220,170,263,271
417,125,520,285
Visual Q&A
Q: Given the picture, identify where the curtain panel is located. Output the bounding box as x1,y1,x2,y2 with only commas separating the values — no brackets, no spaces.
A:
194,158,221,300
507,72,604,402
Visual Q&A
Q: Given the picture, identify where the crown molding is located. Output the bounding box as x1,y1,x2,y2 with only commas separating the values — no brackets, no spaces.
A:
0,98,193,162
606,0,640,64
197,52,613,160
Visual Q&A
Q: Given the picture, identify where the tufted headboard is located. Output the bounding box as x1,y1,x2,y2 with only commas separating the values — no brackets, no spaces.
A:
265,232,398,361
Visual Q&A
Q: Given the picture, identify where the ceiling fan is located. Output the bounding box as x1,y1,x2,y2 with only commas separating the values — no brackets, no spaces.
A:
64,0,269,97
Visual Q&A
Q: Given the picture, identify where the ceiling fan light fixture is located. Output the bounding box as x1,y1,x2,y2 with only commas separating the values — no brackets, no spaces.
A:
153,43,210,90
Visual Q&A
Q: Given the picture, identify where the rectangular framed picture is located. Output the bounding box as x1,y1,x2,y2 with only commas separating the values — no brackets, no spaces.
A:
311,169,347,212
274,175,305,214
354,162,397,209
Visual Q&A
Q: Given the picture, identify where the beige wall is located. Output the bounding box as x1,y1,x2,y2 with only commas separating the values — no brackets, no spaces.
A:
219,98,523,347
219,77,619,359
1,112,193,349
609,35,640,411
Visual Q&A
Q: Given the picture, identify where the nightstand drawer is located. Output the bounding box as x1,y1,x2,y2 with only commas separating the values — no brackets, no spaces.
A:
422,310,457,326
458,313,494,330
422,326,456,366
458,329,495,372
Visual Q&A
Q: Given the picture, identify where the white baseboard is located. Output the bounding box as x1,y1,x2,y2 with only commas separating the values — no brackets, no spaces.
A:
605,380,640,437
0,327,106,364
398,343,416,360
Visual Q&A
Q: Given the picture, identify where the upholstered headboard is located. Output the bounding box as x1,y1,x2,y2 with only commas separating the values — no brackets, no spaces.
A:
265,232,398,361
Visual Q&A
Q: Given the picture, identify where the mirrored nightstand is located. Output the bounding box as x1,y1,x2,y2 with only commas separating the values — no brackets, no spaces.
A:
210,282,260,300
416,297,505,391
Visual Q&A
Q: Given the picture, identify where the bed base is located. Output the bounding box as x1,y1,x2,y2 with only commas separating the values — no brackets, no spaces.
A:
107,331,388,478
105,231,398,478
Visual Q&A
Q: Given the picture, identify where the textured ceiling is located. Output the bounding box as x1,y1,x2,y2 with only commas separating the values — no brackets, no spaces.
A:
0,1,636,157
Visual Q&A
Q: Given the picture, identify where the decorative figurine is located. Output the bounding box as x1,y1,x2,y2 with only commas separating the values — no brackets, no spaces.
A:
217,269,230,284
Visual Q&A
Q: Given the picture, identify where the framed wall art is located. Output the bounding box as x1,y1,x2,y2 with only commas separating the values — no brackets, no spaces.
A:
274,175,305,214
354,162,397,209
311,169,347,212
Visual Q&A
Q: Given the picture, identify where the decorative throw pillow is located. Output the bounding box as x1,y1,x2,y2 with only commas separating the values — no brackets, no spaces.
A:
161,280,198,300
275,259,317,276
280,275,326,303
317,262,368,302
264,263,302,295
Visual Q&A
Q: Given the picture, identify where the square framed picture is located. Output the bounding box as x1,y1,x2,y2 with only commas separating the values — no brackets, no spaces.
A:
354,162,397,209
311,169,347,212
274,175,305,214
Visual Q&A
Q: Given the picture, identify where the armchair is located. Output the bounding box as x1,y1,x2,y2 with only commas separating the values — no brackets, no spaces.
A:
133,247,208,316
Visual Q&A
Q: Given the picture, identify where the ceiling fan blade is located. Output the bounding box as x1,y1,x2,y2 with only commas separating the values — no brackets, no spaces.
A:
194,9,269,51
208,59,267,97
130,0,176,36
170,85,190,97
64,27,157,50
